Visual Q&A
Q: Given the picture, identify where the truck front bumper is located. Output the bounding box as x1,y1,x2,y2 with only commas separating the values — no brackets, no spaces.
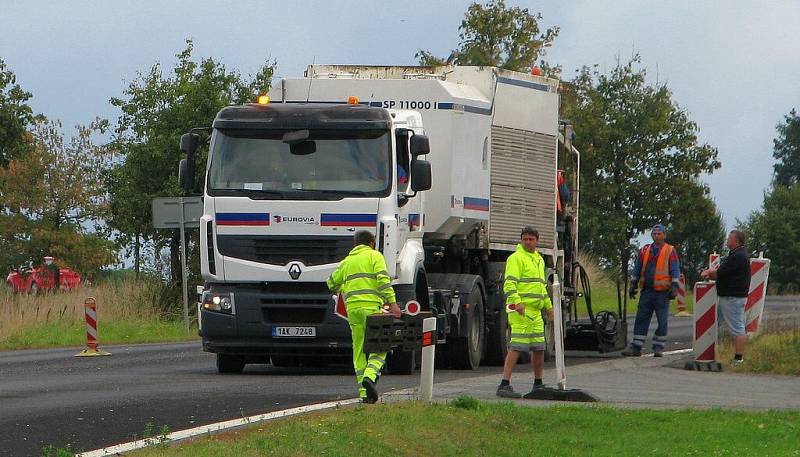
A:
200,282,353,358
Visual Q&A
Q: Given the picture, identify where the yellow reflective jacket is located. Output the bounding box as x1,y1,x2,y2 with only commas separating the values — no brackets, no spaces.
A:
326,244,396,310
503,244,552,314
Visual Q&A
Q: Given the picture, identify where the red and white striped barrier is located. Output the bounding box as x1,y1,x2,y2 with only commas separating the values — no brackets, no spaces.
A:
675,274,690,317
692,282,718,362
745,256,771,335
709,252,720,270
75,297,111,357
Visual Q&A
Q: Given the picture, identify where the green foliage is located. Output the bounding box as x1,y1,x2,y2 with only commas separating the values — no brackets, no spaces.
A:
0,58,35,168
133,402,800,457
667,182,726,285
742,107,800,293
40,445,73,457
416,0,559,72
742,184,800,293
450,395,480,410
772,108,800,187
565,55,720,276
107,39,275,279
0,119,115,276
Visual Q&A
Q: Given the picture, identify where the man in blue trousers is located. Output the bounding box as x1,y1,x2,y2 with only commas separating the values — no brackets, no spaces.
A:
623,224,681,357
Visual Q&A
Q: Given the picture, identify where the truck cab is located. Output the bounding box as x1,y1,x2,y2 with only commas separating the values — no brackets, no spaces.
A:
187,100,431,372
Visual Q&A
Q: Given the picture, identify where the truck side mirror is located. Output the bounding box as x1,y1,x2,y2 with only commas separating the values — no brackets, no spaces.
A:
181,133,200,155
179,133,199,193
410,134,430,156
178,158,193,191
411,159,432,192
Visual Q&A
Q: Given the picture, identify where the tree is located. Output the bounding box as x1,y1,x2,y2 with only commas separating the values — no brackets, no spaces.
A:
565,56,721,284
416,0,559,72
0,119,114,277
667,182,726,286
773,108,800,187
0,58,35,168
108,40,275,279
743,185,800,293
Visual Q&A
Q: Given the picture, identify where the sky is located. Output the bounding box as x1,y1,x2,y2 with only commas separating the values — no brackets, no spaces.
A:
2,0,799,228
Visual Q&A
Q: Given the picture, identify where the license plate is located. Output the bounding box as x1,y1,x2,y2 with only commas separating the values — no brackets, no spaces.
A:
272,326,316,338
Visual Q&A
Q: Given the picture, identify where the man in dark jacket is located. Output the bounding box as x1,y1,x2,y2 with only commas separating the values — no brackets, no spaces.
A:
701,229,751,365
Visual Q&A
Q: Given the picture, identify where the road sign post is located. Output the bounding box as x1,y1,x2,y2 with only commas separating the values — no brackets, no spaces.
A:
152,196,203,336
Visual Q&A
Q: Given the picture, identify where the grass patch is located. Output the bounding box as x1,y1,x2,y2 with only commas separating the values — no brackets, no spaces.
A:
1,319,195,350
719,319,800,375
133,401,800,457
0,279,198,350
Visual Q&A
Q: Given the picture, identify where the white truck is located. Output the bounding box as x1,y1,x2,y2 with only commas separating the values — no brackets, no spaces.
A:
180,65,623,374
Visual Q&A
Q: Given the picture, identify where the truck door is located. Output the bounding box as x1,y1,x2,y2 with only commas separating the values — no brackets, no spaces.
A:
395,128,421,261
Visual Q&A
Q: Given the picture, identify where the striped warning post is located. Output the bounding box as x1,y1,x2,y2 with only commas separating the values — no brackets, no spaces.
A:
709,252,720,270
419,317,437,402
674,274,691,317
75,297,111,357
692,281,718,362
745,256,771,336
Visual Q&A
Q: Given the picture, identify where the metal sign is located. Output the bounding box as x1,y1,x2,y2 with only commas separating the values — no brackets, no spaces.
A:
151,196,203,229
151,196,203,336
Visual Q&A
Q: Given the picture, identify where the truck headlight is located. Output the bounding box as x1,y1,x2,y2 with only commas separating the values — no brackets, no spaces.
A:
202,292,234,313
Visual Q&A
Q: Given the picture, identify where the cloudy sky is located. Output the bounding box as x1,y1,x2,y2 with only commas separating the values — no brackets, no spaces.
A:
2,0,799,227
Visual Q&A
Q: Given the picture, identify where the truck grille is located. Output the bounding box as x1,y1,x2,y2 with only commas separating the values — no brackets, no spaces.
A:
216,235,352,266
260,283,331,323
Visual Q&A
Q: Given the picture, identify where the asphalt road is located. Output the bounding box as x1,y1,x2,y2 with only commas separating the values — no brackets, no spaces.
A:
1,297,797,456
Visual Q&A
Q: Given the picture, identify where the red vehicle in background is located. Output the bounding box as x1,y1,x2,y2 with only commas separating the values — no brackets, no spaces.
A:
6,257,81,293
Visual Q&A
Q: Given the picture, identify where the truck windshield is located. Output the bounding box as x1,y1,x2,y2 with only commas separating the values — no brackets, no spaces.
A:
208,129,391,198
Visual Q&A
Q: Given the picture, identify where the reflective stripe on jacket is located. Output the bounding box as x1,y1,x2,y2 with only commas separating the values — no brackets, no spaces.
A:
326,244,396,309
637,243,675,292
503,244,552,314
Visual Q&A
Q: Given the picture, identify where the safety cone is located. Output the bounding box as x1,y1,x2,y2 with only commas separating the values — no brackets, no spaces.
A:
75,297,111,357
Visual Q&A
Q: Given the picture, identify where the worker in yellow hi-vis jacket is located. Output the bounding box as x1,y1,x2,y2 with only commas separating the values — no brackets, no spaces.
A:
327,230,401,403
496,226,554,399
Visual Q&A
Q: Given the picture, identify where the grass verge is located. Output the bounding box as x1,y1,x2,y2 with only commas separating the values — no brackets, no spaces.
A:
719,318,800,375
133,400,800,457
1,279,198,350
1,319,195,350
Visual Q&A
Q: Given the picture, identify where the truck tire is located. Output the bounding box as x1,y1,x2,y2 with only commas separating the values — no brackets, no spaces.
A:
29,282,39,294
386,349,416,375
483,307,508,366
217,354,245,374
447,285,485,370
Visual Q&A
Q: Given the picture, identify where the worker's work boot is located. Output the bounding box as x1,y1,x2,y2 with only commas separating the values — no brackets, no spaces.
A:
362,378,379,404
621,348,642,357
653,351,664,357
496,384,522,399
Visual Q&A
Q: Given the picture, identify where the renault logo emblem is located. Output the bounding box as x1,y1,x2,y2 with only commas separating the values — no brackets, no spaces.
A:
288,263,302,280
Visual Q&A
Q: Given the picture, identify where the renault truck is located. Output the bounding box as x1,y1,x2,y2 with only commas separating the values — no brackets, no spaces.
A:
180,65,618,375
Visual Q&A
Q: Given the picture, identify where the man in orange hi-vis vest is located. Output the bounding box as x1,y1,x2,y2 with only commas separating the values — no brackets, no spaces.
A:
622,224,681,357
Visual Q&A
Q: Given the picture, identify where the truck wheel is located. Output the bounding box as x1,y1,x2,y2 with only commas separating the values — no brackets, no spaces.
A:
386,349,416,375
29,282,39,294
483,307,508,366
217,354,245,374
447,285,485,370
